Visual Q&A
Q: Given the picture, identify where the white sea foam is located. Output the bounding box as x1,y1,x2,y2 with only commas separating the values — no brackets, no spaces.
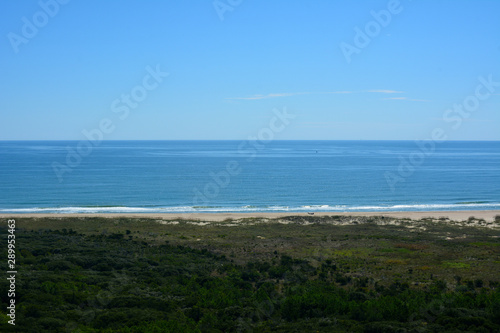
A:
2,202,500,214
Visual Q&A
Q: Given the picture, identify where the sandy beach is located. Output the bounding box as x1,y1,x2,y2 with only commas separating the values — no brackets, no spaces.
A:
2,210,499,222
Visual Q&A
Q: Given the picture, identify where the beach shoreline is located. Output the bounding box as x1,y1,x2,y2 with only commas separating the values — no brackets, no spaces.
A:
2,210,499,222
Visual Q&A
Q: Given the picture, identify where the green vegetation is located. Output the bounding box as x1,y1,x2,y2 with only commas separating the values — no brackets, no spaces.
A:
1,216,500,332
442,261,471,269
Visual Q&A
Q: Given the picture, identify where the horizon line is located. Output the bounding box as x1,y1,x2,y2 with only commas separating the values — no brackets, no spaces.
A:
1,139,499,142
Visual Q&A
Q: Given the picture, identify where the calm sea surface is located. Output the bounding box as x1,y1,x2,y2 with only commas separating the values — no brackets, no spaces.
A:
0,141,499,213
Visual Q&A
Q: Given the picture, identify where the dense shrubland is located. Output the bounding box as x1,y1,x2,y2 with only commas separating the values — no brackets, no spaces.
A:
1,217,500,332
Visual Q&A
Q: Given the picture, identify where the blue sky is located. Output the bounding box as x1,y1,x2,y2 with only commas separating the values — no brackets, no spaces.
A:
1,0,499,140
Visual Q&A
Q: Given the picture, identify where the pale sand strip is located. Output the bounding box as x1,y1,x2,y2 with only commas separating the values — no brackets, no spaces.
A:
1,210,499,222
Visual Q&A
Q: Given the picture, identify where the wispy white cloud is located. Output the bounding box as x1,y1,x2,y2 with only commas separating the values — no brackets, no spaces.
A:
226,91,353,100
382,97,430,102
429,117,490,122
229,93,294,100
297,121,424,129
227,89,404,100
365,89,403,94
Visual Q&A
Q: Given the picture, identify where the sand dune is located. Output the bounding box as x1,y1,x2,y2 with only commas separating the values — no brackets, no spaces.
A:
2,210,499,222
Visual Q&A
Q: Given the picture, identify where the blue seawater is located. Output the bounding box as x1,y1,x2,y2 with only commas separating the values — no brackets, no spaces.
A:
0,140,499,213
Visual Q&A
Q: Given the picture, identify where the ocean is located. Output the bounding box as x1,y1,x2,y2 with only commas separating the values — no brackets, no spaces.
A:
0,140,499,214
